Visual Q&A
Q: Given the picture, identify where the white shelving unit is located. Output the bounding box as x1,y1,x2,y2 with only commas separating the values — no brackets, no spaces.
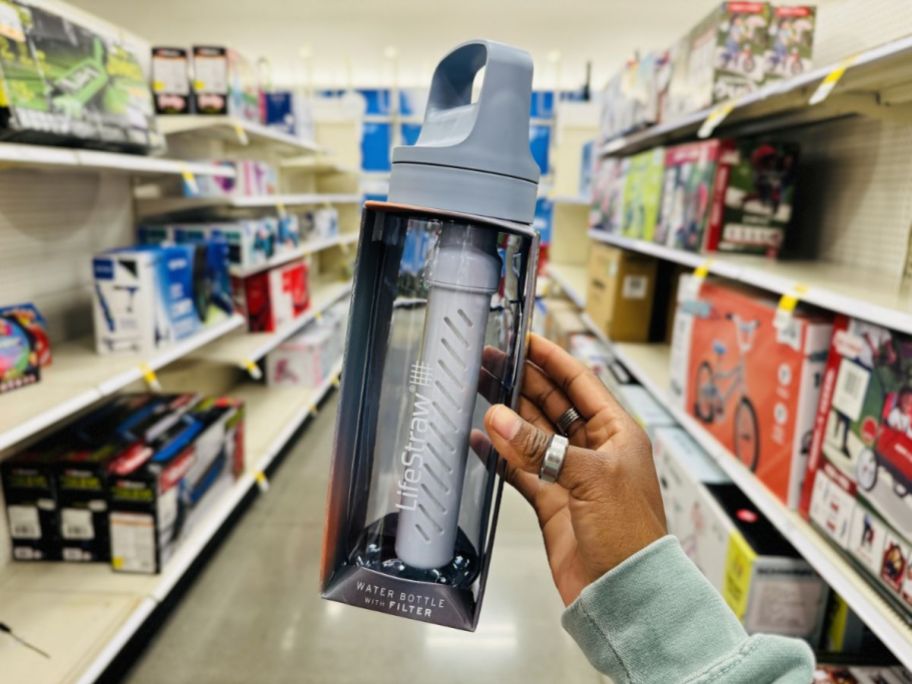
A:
545,263,588,308
600,34,912,157
589,231,912,335
0,315,245,454
0,143,237,178
136,193,362,218
550,195,590,206
228,234,358,278
0,359,343,684
156,115,323,156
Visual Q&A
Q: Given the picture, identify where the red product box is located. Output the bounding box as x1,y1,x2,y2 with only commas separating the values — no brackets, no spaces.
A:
232,259,309,332
670,274,832,506
802,315,912,618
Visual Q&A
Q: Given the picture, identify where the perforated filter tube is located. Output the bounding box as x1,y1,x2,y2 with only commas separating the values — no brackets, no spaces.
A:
394,225,501,570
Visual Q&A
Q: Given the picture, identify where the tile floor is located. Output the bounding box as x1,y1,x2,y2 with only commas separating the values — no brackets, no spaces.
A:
123,394,603,684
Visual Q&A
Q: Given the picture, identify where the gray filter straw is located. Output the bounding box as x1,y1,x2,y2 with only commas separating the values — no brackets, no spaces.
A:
387,40,540,570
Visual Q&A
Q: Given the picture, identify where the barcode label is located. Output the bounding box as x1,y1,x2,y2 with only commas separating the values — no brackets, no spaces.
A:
622,275,648,300
61,508,94,540
832,359,870,421
7,505,40,539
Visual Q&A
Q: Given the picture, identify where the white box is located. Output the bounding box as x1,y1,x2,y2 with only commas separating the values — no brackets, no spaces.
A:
266,326,332,388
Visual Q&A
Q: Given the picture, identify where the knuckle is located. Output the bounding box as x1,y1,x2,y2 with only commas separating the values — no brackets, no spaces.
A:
516,425,550,467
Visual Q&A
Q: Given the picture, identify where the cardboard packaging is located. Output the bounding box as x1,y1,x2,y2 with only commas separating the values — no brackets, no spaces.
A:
267,325,333,388
232,259,309,332
764,5,816,82
585,243,657,342
1,446,61,560
0,0,160,151
803,316,912,619
654,428,827,638
621,147,665,241
192,160,278,198
151,47,191,114
191,46,230,115
0,302,49,394
108,397,244,573
670,275,832,507
92,241,233,354
589,157,627,234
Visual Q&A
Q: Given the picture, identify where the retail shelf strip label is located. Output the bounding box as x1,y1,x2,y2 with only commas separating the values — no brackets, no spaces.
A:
255,471,270,492
698,101,736,139
242,359,263,380
233,123,250,146
138,362,162,392
809,54,861,106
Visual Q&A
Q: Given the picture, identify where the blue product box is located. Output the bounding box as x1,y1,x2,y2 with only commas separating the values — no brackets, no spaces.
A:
263,91,296,135
534,197,554,246
361,121,391,172
529,124,551,175
400,123,421,146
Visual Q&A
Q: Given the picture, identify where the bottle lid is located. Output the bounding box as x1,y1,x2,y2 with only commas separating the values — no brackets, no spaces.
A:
388,40,540,225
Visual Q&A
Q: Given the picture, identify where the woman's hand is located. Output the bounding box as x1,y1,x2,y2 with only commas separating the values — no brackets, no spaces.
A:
479,334,667,606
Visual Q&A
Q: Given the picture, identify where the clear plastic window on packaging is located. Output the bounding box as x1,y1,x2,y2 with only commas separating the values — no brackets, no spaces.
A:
321,203,538,629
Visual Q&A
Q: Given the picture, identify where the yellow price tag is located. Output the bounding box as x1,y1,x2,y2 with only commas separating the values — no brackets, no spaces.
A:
139,362,161,391
698,100,736,139
722,532,757,619
152,80,165,93
777,284,808,314
809,55,860,105
112,556,124,570
242,359,262,380
331,374,341,388
255,471,270,492
314,311,323,322
308,403,318,417
233,123,249,146
181,168,199,196
694,260,713,280
276,201,288,218
193,79,205,91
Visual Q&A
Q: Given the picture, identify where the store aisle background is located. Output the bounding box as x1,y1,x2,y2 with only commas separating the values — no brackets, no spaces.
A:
123,394,601,684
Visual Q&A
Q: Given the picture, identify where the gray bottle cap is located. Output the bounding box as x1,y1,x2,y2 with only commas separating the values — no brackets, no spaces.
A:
388,40,540,225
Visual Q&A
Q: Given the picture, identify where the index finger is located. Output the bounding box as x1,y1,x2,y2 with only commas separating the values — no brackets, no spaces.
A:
526,333,625,420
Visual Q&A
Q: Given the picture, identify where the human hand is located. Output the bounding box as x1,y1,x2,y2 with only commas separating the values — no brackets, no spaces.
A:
476,334,667,606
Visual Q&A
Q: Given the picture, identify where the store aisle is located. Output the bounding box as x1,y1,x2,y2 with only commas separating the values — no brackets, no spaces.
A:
123,393,602,684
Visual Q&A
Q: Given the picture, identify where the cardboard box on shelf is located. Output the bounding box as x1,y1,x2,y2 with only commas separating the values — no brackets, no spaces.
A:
151,47,191,114
589,157,628,235
621,147,665,242
232,259,309,332
814,664,912,684
584,243,657,343
654,427,828,639
764,5,816,82
670,275,832,507
1,446,61,561
0,302,49,395
803,315,912,619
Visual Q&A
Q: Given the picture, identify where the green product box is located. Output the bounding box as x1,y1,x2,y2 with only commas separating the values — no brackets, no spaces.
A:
621,147,665,242
0,0,160,150
764,5,816,81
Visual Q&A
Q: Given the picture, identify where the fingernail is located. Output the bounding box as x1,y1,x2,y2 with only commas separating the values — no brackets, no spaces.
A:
490,406,521,440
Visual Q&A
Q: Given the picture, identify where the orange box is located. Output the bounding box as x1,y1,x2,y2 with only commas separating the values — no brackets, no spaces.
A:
669,275,832,506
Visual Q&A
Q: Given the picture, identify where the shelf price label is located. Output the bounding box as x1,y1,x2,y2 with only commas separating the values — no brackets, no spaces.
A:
138,363,162,392
680,259,713,305
809,55,860,106
698,101,736,139
255,471,270,492
242,359,262,380
233,123,250,146
276,201,288,218
773,284,809,349
308,403,318,417
180,167,199,197
332,374,341,389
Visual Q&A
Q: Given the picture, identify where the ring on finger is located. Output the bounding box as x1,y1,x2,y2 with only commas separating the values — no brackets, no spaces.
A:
556,406,583,436
540,435,569,484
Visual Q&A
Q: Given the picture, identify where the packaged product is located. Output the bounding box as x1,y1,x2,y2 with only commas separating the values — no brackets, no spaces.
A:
814,664,912,683
0,302,49,394
231,259,309,332
620,147,665,241
192,160,278,198
589,157,627,234
803,316,912,619
1,444,61,560
543,300,587,349
151,46,191,114
669,275,832,506
267,324,332,389
584,243,657,342
764,5,816,82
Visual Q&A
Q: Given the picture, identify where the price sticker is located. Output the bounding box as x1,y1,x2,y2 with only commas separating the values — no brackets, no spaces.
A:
694,259,713,280
773,284,808,350
181,168,199,196
308,403,318,417
809,55,860,106
152,80,165,93
680,259,712,305
255,471,270,492
233,123,249,146
332,374,341,388
314,310,323,322
139,362,161,391
276,201,288,218
698,100,736,139
242,359,262,380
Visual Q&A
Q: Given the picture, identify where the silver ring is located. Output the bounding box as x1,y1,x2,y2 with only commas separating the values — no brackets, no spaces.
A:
540,435,569,484
556,407,583,436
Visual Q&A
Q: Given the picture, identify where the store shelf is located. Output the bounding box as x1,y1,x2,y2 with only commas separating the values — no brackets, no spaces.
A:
0,315,245,454
546,263,588,307
228,233,359,277
280,156,360,175
0,142,236,178
550,195,591,206
0,359,343,684
156,115,322,156
590,230,912,335
197,280,353,369
579,315,912,669
136,192,362,218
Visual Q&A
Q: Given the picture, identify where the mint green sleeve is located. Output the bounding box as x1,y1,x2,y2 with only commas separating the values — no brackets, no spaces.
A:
561,536,815,683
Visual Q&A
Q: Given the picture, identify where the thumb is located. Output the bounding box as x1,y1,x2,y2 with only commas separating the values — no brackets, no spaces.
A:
484,405,604,493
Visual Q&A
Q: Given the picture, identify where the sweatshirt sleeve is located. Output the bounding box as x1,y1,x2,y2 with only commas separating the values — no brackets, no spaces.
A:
561,536,815,684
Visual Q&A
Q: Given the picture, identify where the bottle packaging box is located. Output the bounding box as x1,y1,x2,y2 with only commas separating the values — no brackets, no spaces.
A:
802,315,912,619
670,275,832,507
231,259,309,332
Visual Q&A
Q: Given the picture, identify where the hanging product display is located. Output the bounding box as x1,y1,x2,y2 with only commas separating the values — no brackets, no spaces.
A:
321,39,540,630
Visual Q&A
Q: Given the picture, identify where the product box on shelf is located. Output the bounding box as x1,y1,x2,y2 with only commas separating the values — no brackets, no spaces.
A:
191,160,278,198
108,397,244,573
92,241,232,354
803,316,912,618
191,45,229,115
1,444,62,561
232,259,309,332
310,208,340,240
817,591,884,657
654,428,828,639
543,299,588,350
267,324,333,388
0,0,160,150
0,302,49,394
670,275,832,507
151,46,191,114
621,147,665,241
589,157,627,234
656,140,734,251
764,5,816,82
584,243,657,342
262,89,313,139
814,664,912,684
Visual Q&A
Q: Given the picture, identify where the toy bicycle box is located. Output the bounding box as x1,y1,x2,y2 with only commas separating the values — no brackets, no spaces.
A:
802,315,912,619
764,5,816,82
0,0,160,151
654,428,828,639
670,274,832,507
589,156,628,234
620,147,665,241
